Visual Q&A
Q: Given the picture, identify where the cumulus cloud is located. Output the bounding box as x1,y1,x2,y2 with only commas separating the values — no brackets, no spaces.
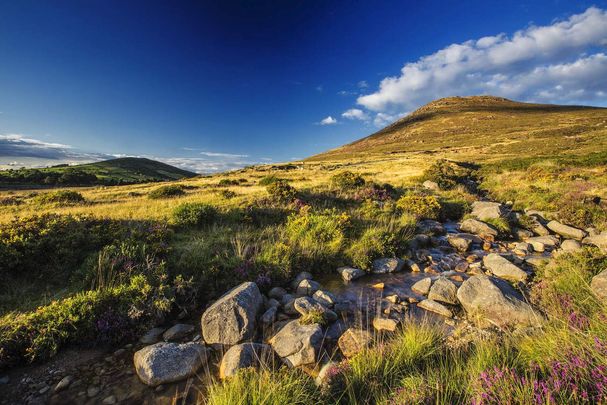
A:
342,108,370,121
356,7,607,113
199,151,249,158
319,116,338,125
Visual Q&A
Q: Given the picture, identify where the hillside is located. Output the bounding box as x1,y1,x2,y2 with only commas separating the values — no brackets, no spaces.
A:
310,95,607,161
0,157,197,187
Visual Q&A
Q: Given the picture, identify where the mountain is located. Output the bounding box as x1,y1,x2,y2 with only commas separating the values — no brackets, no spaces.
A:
0,157,197,187
310,96,607,162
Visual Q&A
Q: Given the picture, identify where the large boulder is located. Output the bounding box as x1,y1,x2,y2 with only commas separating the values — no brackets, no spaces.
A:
584,232,607,253
591,270,607,301
219,343,277,379
337,266,366,281
268,320,323,367
527,235,559,252
460,219,499,239
372,258,405,274
201,282,263,345
457,275,544,328
416,220,445,235
547,220,587,241
483,253,528,283
412,277,432,295
471,201,506,221
428,277,458,304
134,342,210,386
338,328,373,358
163,324,195,342
447,233,482,252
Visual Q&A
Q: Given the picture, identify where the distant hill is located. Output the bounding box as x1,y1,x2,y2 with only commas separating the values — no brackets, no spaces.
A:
310,95,607,162
0,157,197,187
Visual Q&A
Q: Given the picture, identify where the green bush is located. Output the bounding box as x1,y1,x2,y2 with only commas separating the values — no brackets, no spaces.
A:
34,190,85,205
396,194,441,219
330,171,365,190
347,227,398,270
258,175,284,186
172,202,218,227
148,184,185,199
218,179,239,186
266,180,297,203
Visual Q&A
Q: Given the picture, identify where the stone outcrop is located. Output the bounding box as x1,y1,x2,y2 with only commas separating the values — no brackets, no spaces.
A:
338,328,373,357
268,320,323,367
546,220,587,240
219,343,276,379
483,253,528,283
134,342,210,386
460,218,499,239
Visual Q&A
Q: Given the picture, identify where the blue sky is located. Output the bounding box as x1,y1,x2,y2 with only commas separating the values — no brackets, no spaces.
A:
1,0,607,172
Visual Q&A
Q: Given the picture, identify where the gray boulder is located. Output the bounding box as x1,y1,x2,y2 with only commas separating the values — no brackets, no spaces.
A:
483,253,528,283
412,277,432,295
291,272,313,289
313,290,337,307
338,328,373,357
163,324,195,342
457,275,544,328
261,307,278,326
134,342,210,386
584,232,607,253
219,343,276,379
293,296,337,322
337,266,366,281
372,258,405,274
460,218,499,239
547,220,587,240
416,219,445,235
417,299,452,318
268,287,288,300
139,327,165,345
268,320,323,367
201,282,263,345
471,201,506,221
527,235,559,252
560,239,582,253
591,270,607,301
428,277,458,304
422,180,440,191
296,279,321,296
447,233,482,252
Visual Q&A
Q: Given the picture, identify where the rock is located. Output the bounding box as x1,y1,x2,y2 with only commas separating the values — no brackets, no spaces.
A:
521,214,550,236
513,227,534,240
483,253,528,283
281,293,294,306
525,256,549,267
102,396,117,405
412,278,432,295
261,307,278,326
422,180,440,191
140,327,165,345
293,297,337,322
267,298,280,308
54,375,73,392
460,219,499,239
219,343,276,379
296,279,321,296
417,299,452,318
373,317,398,332
547,220,587,240
338,328,373,357
268,320,323,367
560,239,582,252
163,324,195,342
337,266,366,281
416,219,445,235
87,386,100,397
471,201,506,221
313,290,337,307
291,272,313,289
201,281,263,345
526,236,559,252
457,275,544,328
447,233,482,252
134,342,210,386
584,232,607,253
268,287,287,300
591,270,607,301
406,259,421,272
512,242,532,256
372,258,405,274
427,277,458,304
324,320,347,341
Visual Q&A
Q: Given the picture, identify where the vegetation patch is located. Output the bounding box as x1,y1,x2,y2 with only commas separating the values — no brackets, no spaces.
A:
396,194,441,219
34,190,85,205
172,202,218,228
330,171,365,190
148,184,186,199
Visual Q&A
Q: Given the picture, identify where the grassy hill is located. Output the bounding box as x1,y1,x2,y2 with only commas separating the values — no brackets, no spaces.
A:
310,95,607,162
0,157,197,187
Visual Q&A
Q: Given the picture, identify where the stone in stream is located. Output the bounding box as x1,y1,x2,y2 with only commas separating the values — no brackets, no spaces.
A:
406,259,422,272
337,266,366,281
373,317,399,332
162,324,195,342
447,233,482,252
296,279,321,296
293,297,337,322
560,239,582,253
268,320,323,367
526,236,559,252
416,219,445,235
591,270,607,301
139,327,165,345
512,242,533,256
457,275,544,328
291,272,313,289
513,227,534,240
313,289,337,307
338,328,373,358
411,277,432,295
521,214,550,236
134,342,210,386
54,375,73,392
427,277,458,305
268,287,288,300
471,201,506,221
460,218,499,239
372,258,405,274
201,281,263,345
417,299,453,318
546,220,587,240
219,343,277,379
482,253,528,283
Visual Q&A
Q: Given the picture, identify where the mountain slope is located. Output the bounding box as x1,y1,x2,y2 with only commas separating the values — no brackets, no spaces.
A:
310,96,607,162
0,157,197,187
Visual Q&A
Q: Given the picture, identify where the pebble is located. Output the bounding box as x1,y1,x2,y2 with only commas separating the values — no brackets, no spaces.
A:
54,375,74,392
87,386,100,397
102,395,117,404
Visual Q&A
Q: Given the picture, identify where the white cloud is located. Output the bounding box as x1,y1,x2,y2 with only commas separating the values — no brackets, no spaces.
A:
357,80,368,88
316,85,324,92
373,112,406,127
356,7,607,113
342,108,370,121
199,151,249,158
319,116,338,125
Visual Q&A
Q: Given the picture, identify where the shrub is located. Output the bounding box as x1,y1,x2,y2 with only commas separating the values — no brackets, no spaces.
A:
266,180,297,203
148,184,185,199
422,159,459,189
354,182,395,201
396,194,441,219
34,190,85,205
347,227,398,270
300,309,327,326
218,179,239,186
259,175,284,186
484,217,512,235
330,171,365,190
172,202,218,227
218,189,237,199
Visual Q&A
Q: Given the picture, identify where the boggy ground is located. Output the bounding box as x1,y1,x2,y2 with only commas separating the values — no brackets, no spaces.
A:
0,152,606,404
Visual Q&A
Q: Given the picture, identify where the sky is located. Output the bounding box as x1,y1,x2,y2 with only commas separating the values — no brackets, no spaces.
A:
1,0,607,172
